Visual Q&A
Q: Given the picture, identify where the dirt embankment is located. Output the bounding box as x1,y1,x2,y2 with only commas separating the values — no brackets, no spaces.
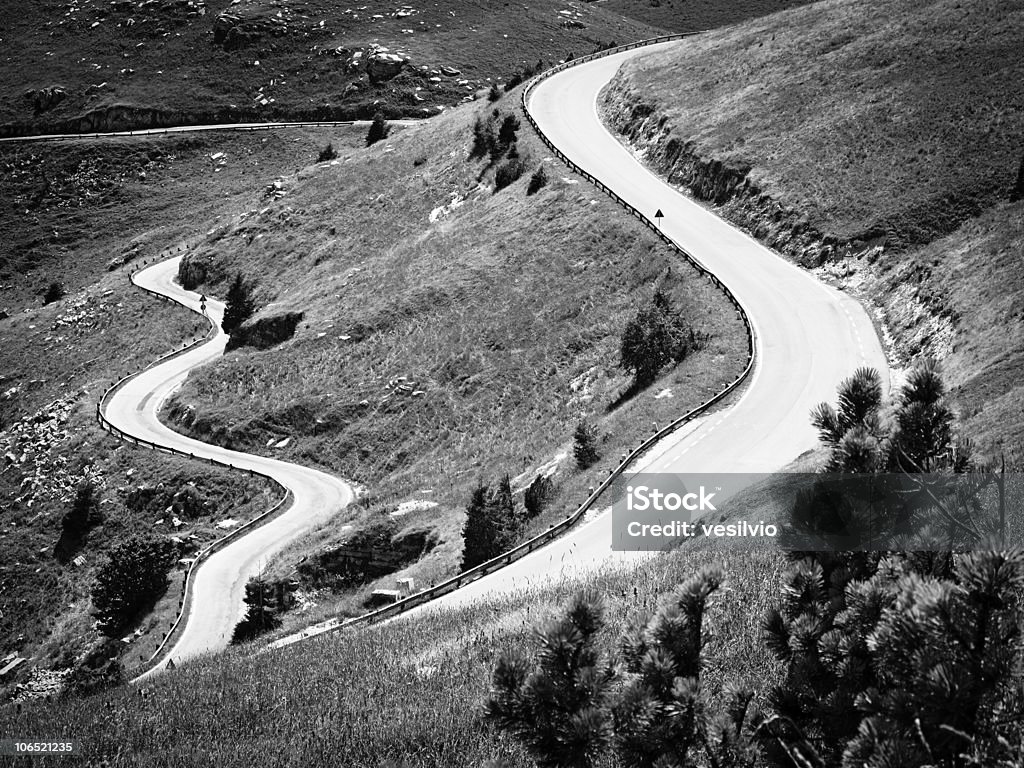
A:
600,76,882,269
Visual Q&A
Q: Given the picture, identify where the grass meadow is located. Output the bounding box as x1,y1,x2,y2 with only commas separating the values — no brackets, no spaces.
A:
0,549,784,767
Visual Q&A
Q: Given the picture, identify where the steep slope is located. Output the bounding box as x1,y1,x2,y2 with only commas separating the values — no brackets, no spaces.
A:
600,0,1024,458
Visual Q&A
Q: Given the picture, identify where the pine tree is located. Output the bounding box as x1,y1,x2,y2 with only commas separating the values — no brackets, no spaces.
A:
888,360,953,472
498,114,520,148
486,592,615,768
758,551,1024,768
527,165,548,196
488,569,758,768
92,535,176,635
524,474,554,517
460,476,522,570
366,112,390,146
619,290,697,387
231,575,289,643
221,273,256,335
470,117,493,159
574,420,600,470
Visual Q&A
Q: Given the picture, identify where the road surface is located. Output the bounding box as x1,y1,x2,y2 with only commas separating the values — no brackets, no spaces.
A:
103,257,352,677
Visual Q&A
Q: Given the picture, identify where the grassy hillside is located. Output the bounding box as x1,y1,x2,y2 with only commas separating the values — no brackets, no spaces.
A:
0,270,277,677
600,0,1024,459
0,548,784,766
0,126,373,311
600,0,814,33
159,91,748,621
0,0,663,133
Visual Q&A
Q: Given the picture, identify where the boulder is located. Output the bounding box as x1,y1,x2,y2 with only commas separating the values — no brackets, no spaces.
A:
25,86,67,114
367,53,405,83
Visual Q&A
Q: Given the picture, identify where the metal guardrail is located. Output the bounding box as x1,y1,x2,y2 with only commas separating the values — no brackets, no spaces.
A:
94,247,294,676
271,33,758,642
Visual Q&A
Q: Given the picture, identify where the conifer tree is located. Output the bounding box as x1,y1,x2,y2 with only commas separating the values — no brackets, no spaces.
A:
486,592,615,768
366,112,390,146
460,476,522,570
221,273,256,335
524,474,554,517
574,420,599,470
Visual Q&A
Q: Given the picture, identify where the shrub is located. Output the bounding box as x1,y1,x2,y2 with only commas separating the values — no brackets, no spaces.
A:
221,272,257,335
43,281,64,305
91,535,176,635
526,165,548,196
524,474,554,517
461,476,521,570
619,289,700,387
55,480,102,561
366,113,390,146
231,575,292,644
488,83,502,102
470,116,495,160
757,551,1024,768
573,421,599,470
318,143,338,162
488,570,757,768
62,479,100,539
498,114,520,148
494,157,527,192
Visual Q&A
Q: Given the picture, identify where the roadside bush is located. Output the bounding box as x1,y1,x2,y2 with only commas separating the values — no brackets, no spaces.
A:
91,535,176,636
524,474,554,517
366,113,390,147
231,575,293,644
619,289,702,387
461,476,522,570
573,420,600,470
318,143,338,162
526,165,548,196
488,83,502,102
494,157,527,192
62,638,125,697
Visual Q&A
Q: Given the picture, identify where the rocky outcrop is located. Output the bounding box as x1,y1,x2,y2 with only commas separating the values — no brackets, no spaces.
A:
25,86,67,114
176,251,221,291
600,74,872,268
226,311,303,351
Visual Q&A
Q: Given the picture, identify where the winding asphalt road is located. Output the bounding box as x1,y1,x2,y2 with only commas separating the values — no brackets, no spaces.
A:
100,39,887,657
104,258,352,676
381,41,889,620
